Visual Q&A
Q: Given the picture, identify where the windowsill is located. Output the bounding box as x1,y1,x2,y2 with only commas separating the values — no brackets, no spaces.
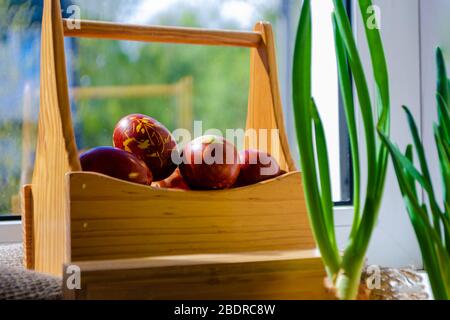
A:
334,206,354,227
333,206,353,250
0,220,22,244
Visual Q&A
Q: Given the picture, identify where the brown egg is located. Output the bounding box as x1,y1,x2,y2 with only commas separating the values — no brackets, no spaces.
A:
234,149,281,187
80,147,153,185
113,114,178,181
179,135,240,190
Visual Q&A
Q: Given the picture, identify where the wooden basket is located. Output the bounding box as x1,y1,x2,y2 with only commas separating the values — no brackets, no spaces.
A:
22,0,329,299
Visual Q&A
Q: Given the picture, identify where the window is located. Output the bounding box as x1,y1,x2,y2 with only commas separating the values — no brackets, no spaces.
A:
0,0,352,221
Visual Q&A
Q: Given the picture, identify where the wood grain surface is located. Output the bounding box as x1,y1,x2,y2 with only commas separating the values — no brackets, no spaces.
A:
21,185,34,270
63,249,329,300
246,22,296,172
32,0,80,276
63,19,262,48
68,171,315,261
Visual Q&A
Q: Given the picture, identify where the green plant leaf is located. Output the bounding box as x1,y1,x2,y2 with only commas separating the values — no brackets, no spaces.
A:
357,0,390,128
402,106,434,192
404,145,418,199
356,1,390,210
310,98,337,248
379,133,445,245
437,94,450,143
380,133,449,299
403,105,444,239
294,0,391,299
437,47,450,107
332,14,361,237
381,131,450,289
377,48,450,301
332,1,377,204
435,124,450,217
406,200,450,300
332,0,390,299
293,0,340,276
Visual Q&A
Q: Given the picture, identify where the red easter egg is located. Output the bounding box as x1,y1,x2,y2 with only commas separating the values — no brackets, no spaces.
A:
80,147,153,185
179,135,240,190
234,149,281,187
113,114,178,181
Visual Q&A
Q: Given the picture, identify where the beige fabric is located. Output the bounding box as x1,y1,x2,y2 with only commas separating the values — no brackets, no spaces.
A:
0,243,23,269
0,244,62,300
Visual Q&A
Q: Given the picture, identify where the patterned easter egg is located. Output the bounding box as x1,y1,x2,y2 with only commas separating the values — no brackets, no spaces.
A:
113,114,178,181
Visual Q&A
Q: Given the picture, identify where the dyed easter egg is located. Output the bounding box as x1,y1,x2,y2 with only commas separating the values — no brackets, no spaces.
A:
113,114,178,181
80,147,153,185
234,149,281,187
179,135,240,190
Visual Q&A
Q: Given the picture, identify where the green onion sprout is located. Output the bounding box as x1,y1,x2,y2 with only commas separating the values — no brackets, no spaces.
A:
292,0,390,299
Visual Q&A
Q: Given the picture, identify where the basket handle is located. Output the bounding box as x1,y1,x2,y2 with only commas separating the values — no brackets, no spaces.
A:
63,19,262,48
32,0,81,275
63,18,296,171
245,22,296,172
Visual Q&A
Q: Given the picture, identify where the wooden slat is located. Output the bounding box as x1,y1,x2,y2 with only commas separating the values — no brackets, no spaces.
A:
21,185,34,270
68,171,316,262
32,0,80,276
71,77,193,131
245,22,296,172
72,84,177,100
63,19,262,48
63,250,330,300
176,76,194,130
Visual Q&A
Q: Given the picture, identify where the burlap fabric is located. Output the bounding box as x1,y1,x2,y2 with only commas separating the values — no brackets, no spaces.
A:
0,244,62,300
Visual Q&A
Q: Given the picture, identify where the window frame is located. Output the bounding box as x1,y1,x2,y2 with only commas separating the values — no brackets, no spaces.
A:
334,0,354,206
0,215,21,222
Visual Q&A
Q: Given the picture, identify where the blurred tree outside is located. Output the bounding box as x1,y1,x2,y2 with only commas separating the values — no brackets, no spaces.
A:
74,39,251,149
